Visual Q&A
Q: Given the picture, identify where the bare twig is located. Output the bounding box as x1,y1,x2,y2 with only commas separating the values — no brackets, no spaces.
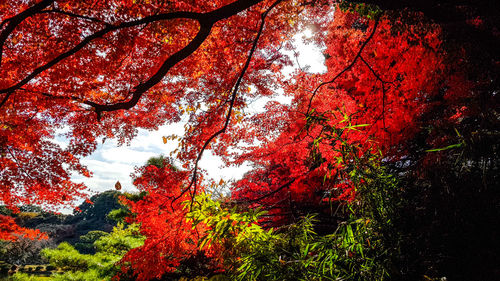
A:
359,55,394,131
39,8,111,26
293,49,304,71
359,55,391,84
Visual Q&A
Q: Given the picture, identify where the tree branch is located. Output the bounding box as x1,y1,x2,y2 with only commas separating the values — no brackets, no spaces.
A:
359,55,392,85
236,178,296,204
85,22,213,119
38,8,111,26
0,0,266,110
359,55,394,131
0,11,202,105
305,16,380,114
0,0,55,70
173,0,284,207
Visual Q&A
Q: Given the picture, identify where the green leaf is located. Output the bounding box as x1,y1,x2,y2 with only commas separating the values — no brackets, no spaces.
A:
425,142,463,152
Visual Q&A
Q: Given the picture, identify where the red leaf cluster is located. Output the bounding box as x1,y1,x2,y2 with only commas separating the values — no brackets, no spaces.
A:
0,214,47,241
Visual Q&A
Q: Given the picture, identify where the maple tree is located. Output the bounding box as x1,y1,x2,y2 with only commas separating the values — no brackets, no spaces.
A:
230,8,446,224
121,7,496,278
0,0,331,203
118,162,207,280
229,4,499,279
0,0,319,238
0,0,498,279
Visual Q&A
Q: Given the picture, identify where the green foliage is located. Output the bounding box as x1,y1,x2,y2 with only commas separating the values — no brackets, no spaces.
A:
106,191,147,224
40,223,144,281
309,168,401,281
42,242,89,271
5,272,47,281
338,1,382,20
145,154,178,170
186,193,265,251
49,269,102,281
105,208,129,224
8,209,67,229
93,224,144,255
8,270,103,281
145,155,168,168
64,190,126,240
79,230,109,244
18,205,44,213
0,206,14,216
4,196,145,280
73,230,108,254
187,171,399,281
70,191,123,223
186,110,404,280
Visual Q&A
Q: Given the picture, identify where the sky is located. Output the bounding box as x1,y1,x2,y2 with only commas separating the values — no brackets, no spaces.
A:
69,31,326,200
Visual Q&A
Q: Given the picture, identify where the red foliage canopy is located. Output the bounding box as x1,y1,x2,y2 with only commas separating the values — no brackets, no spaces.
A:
0,214,47,241
0,0,327,270
0,0,322,207
230,9,477,224
120,165,208,280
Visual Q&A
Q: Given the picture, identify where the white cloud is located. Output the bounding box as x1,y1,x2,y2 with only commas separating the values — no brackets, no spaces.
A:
99,147,157,165
198,150,252,182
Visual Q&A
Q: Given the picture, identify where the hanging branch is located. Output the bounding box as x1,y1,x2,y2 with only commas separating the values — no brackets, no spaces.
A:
359,54,396,131
305,16,380,114
236,178,296,204
173,0,284,208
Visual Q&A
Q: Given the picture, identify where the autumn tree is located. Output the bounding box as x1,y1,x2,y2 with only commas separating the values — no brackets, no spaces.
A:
1,0,498,279
0,0,299,202
0,0,328,238
230,7,445,223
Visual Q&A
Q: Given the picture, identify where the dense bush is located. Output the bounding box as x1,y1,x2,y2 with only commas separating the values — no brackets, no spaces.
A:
186,161,402,281
37,223,144,281
74,230,109,254
67,190,125,236
0,236,56,265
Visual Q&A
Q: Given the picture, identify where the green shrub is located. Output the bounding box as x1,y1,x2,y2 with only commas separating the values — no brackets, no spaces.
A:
40,223,144,281
6,272,47,281
186,161,401,280
74,230,108,254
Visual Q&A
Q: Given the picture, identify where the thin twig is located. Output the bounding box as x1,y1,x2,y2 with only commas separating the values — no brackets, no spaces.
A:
359,55,394,132
359,55,391,84
39,9,111,26
305,17,380,114
236,178,296,204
